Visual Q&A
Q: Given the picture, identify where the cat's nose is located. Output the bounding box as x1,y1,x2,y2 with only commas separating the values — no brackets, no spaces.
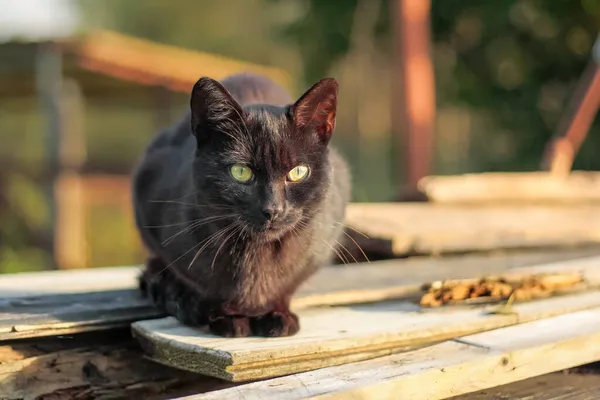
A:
262,205,284,222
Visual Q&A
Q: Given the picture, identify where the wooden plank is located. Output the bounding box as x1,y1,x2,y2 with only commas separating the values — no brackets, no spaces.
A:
2,249,600,341
0,329,231,400
454,371,600,399
419,171,600,204
71,30,291,93
132,285,600,382
3,248,596,298
345,203,600,255
0,266,141,298
0,289,160,341
183,307,600,400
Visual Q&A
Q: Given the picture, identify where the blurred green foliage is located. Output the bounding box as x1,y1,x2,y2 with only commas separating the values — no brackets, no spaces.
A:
0,173,54,273
270,0,600,171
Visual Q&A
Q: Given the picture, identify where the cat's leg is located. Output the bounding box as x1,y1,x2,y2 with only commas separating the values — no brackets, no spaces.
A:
249,297,300,337
139,256,165,305
140,256,211,327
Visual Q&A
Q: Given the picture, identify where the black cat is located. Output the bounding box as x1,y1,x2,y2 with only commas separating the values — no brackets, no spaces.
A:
132,73,350,337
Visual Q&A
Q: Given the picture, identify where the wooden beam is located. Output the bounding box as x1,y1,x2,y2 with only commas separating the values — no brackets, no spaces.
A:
55,78,88,269
184,307,600,399
132,262,600,382
345,203,600,256
68,30,292,94
457,372,600,399
35,43,63,269
0,289,160,341
419,171,600,204
0,330,230,400
2,250,600,341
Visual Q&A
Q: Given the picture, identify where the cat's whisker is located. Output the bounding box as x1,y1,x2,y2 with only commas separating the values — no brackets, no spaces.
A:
210,222,244,272
149,199,235,211
321,239,348,266
186,222,238,270
334,239,359,264
332,221,370,239
161,221,204,247
158,224,230,276
161,214,237,247
143,220,202,229
338,228,370,263
171,189,201,200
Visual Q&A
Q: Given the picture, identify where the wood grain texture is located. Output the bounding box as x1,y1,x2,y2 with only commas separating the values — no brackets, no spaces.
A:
183,307,600,400
345,202,600,255
453,372,600,399
418,171,600,204
4,249,598,341
132,285,600,382
0,330,231,400
0,266,141,298
0,289,161,341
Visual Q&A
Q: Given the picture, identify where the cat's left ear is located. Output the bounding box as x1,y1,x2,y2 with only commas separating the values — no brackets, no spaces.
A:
190,77,244,146
290,78,338,144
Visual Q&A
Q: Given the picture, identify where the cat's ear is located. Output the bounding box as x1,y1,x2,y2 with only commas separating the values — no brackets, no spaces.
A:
190,77,244,144
290,78,338,144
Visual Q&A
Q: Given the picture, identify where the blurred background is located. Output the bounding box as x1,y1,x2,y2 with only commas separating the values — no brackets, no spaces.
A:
1,0,599,273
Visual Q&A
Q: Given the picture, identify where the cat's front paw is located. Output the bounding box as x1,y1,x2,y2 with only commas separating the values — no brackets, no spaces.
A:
208,315,251,338
251,311,300,337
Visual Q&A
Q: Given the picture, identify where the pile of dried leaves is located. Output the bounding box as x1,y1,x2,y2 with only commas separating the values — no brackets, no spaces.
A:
419,272,584,307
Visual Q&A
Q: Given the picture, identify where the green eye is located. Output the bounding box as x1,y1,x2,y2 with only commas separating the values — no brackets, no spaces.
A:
287,164,310,182
230,164,253,182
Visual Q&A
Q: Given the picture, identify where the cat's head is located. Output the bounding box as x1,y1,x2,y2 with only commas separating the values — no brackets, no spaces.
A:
190,76,338,240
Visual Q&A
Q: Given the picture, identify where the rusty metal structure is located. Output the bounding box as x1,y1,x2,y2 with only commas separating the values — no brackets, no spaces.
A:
541,34,600,177
393,0,436,200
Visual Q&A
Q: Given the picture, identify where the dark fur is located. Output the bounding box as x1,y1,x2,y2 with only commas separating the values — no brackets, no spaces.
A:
132,73,350,337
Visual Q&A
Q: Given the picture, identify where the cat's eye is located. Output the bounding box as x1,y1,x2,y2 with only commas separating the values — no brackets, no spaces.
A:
287,164,310,182
230,164,253,182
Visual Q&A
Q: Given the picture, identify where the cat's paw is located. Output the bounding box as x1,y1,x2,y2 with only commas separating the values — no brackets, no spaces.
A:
208,315,251,338
251,311,300,337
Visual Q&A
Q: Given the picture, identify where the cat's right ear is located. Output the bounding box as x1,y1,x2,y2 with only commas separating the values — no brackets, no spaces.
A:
190,77,244,145
290,78,338,145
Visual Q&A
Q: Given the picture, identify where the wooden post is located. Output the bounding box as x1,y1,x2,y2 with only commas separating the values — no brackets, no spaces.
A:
35,43,63,269
55,79,88,269
392,0,436,199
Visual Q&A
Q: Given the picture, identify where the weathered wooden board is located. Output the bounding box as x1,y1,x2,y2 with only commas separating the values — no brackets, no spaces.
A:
0,329,231,400
345,203,600,255
0,266,141,298
4,249,598,341
183,307,600,400
454,371,600,400
132,284,600,382
418,171,600,204
0,289,161,341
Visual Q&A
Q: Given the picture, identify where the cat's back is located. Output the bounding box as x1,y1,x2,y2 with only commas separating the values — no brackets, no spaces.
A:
221,73,293,107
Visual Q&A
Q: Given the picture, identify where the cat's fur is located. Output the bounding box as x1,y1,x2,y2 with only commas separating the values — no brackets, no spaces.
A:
132,73,350,337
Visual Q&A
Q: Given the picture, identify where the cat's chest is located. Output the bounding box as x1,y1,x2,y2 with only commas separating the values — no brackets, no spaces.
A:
231,235,311,307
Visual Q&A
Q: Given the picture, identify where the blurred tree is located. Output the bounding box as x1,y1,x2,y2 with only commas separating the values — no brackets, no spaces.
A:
0,172,54,273
270,0,600,172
